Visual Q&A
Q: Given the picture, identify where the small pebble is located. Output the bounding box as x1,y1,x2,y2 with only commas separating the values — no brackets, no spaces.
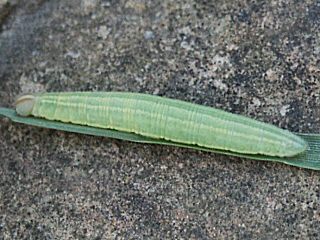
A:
144,30,155,40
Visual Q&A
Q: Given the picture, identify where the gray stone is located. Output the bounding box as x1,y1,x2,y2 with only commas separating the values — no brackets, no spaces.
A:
0,0,320,239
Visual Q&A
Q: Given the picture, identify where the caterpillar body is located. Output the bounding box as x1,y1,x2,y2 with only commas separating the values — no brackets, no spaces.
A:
15,92,307,157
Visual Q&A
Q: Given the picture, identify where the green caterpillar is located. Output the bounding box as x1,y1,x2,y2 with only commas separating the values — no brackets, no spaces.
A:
15,92,307,157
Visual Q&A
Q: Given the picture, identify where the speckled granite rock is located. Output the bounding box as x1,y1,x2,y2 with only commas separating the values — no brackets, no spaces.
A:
0,0,319,239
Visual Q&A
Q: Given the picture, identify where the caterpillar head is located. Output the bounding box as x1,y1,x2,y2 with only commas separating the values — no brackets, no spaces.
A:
15,95,36,116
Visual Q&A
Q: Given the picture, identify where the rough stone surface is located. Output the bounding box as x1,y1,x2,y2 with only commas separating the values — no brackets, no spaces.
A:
0,0,320,239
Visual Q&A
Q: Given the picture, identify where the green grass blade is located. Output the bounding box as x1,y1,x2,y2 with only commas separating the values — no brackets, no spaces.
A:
1,107,319,170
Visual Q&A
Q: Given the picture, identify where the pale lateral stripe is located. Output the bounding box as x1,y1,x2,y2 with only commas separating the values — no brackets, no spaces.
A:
43,93,299,145
36,97,286,147
40,93,292,142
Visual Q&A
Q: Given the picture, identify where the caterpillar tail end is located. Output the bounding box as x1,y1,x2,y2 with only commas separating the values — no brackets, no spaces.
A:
15,95,36,116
